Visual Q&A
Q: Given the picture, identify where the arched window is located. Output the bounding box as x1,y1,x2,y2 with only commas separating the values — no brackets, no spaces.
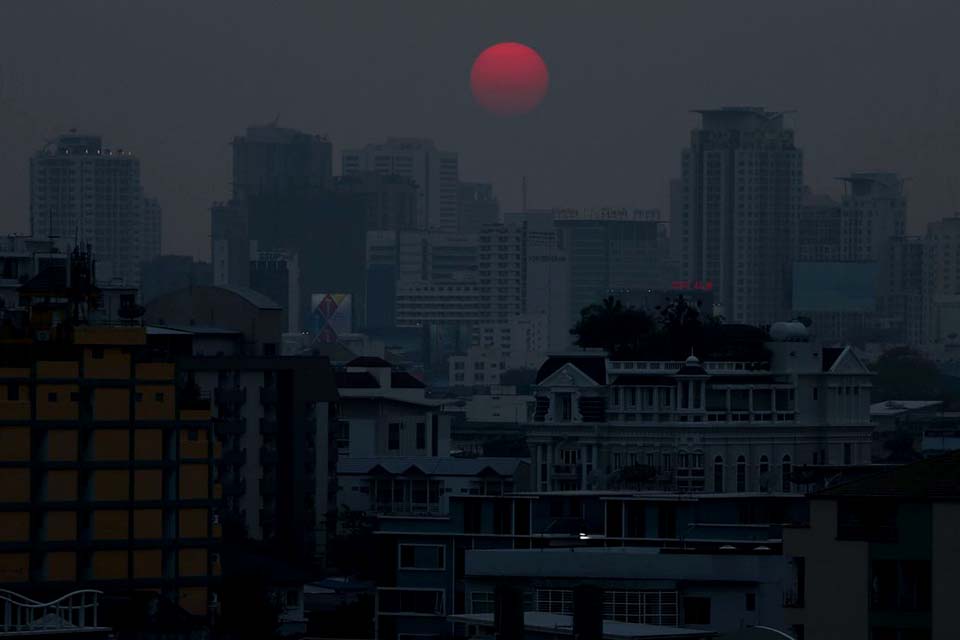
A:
782,455,792,492
736,455,746,492
759,455,770,475
714,456,724,493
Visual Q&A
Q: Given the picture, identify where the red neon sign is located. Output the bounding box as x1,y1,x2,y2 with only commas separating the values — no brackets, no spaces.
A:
671,280,713,291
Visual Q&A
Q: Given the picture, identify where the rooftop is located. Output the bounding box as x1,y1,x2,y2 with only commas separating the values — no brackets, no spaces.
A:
448,612,716,640
870,400,944,416
817,450,960,501
338,456,526,477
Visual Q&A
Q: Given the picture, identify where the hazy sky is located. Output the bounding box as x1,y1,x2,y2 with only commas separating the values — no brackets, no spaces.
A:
3,1,960,258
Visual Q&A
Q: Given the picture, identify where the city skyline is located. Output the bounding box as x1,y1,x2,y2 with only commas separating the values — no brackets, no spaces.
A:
4,1,960,258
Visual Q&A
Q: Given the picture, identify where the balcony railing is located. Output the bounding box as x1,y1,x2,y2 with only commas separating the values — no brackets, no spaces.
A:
0,589,104,633
374,502,442,516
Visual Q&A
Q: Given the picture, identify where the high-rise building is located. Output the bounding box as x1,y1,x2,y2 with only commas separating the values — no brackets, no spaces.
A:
210,200,249,288
0,284,222,616
232,123,332,199
796,191,842,262
458,182,500,233
342,138,459,232
139,255,213,304
837,172,906,262
337,172,419,232
923,216,960,344
478,223,526,321
30,133,160,286
555,208,667,326
250,246,300,333
677,107,803,325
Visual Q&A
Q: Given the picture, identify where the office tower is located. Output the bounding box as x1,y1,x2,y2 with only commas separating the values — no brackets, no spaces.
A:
139,255,213,304
0,266,222,615
210,200,250,288
458,182,501,233
478,223,526,321
837,172,906,261
250,246,300,333
30,133,160,286
337,172,419,231
923,216,960,344
556,208,667,326
678,107,803,325
341,138,459,232
232,123,332,199
796,191,842,262
525,225,571,350
247,185,367,331
888,236,924,346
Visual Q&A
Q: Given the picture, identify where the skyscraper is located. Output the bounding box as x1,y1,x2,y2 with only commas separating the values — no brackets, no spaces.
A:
341,138,459,232
458,182,500,233
232,123,332,199
555,208,667,326
677,107,803,325
30,133,160,286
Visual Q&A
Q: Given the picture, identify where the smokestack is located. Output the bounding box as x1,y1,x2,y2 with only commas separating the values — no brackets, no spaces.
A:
573,585,603,640
494,583,524,640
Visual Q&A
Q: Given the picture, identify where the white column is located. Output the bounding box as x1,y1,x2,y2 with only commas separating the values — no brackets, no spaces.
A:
581,445,589,489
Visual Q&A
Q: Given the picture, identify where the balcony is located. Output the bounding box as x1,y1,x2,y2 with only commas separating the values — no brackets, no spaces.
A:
374,502,442,517
215,386,247,407
552,464,582,479
259,386,278,405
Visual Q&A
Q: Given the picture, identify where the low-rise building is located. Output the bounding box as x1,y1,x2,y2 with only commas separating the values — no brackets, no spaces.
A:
528,331,873,493
782,451,960,640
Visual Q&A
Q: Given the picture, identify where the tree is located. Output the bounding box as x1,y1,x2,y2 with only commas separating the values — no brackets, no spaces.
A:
570,296,657,356
871,347,943,402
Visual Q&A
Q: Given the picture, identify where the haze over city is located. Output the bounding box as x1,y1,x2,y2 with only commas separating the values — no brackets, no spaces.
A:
4,1,960,257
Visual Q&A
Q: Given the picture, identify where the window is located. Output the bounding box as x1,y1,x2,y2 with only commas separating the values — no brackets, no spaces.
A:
843,443,852,465
745,593,756,612
759,455,769,475
48,392,58,402
536,589,572,614
470,591,495,614
388,423,401,451
399,544,445,570
870,560,931,612
713,456,724,492
416,423,426,449
603,591,678,625
782,455,792,492
7,384,19,401
736,456,746,492
682,596,711,625
91,348,104,360
154,392,164,402
558,393,573,421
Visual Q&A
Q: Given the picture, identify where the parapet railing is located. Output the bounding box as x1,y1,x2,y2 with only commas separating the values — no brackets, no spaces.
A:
0,589,102,634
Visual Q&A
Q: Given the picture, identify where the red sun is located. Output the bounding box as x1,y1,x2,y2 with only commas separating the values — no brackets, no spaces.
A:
470,42,549,117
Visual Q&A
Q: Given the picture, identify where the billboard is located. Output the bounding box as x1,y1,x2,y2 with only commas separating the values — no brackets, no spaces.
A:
312,293,352,343
792,262,878,313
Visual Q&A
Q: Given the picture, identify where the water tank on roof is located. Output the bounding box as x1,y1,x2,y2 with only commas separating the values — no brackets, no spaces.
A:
769,321,809,342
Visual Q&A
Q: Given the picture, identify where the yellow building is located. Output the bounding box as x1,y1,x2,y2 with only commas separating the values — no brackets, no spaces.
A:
0,325,222,617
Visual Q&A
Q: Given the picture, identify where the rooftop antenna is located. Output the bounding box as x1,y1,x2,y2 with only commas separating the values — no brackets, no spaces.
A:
521,176,528,212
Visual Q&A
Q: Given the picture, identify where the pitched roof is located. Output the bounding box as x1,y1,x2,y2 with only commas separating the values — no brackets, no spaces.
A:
18,265,67,293
215,284,282,310
346,356,392,368
817,450,960,501
821,347,845,372
334,371,380,389
536,355,606,385
391,370,426,389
